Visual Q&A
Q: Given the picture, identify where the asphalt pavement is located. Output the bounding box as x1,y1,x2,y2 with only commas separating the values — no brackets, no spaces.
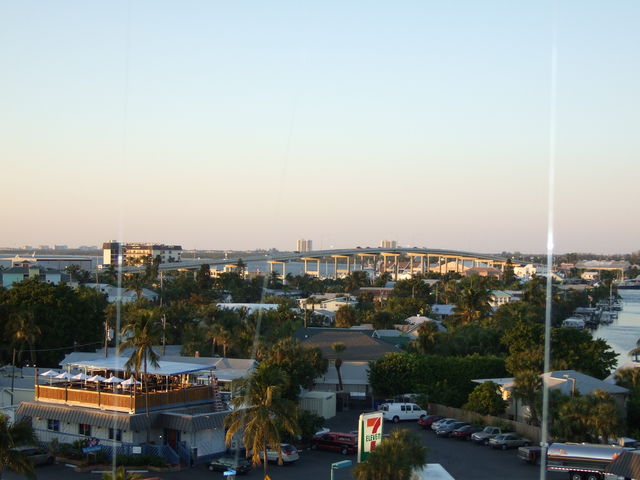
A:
5,409,568,480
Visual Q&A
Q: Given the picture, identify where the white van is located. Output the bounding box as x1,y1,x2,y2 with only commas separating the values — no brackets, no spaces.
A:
379,402,427,423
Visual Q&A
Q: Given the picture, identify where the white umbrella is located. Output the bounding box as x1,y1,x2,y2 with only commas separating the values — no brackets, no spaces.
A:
72,373,90,381
87,374,106,382
41,369,60,377
121,375,141,386
55,372,73,380
103,375,123,384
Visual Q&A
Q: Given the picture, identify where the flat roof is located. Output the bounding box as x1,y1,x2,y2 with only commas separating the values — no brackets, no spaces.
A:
62,356,216,377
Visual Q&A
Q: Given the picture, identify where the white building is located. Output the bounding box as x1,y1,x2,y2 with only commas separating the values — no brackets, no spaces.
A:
379,240,397,249
296,239,313,252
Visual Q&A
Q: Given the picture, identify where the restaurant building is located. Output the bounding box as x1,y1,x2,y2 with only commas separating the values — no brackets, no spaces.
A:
16,356,230,465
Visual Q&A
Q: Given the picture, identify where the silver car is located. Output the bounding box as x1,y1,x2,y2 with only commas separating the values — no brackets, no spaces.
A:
431,418,457,431
489,433,531,450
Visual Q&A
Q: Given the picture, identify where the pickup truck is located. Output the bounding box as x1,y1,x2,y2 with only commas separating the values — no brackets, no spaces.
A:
470,426,509,445
518,445,542,464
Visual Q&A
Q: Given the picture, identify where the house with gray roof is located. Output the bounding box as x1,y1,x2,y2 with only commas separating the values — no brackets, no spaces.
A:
473,369,629,423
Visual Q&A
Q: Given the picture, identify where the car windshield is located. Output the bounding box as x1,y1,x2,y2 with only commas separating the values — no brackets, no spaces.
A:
484,427,493,433
282,445,295,453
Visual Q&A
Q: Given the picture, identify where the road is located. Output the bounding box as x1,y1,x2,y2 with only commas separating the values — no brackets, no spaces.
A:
5,410,567,480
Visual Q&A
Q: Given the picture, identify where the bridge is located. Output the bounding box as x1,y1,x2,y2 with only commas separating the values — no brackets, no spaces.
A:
115,247,509,280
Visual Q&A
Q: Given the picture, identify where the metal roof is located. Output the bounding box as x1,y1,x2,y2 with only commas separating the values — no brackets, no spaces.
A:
605,450,640,477
17,401,151,431
62,356,216,377
157,411,227,432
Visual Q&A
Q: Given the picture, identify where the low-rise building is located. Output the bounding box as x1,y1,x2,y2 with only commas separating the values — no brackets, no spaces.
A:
17,356,230,465
1,266,62,288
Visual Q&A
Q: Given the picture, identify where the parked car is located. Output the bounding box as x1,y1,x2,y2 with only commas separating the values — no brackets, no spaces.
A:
518,445,542,464
378,402,427,423
436,421,469,437
489,433,531,450
417,415,443,430
311,432,357,455
11,447,54,467
470,426,509,445
265,443,299,464
450,425,483,440
208,456,252,474
431,418,457,432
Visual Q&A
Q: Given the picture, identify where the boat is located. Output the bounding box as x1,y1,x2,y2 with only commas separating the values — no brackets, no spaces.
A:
562,317,586,330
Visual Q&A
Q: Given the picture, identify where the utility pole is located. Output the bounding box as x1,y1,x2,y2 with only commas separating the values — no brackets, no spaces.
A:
162,314,167,355
11,348,16,394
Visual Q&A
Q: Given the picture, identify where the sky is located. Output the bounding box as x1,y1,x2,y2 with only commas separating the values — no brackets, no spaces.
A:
1,1,638,254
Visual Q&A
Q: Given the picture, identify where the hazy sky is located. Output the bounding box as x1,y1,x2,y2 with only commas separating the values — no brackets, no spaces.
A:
1,1,638,254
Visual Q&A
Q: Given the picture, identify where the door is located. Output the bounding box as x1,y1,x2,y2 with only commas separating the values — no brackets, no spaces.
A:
164,428,181,450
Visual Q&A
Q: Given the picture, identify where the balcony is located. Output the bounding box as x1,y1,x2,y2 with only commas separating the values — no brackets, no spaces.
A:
35,384,218,413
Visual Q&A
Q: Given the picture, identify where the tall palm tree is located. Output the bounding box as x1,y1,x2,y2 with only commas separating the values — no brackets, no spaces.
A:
628,338,640,361
224,365,299,476
6,309,41,365
331,342,346,391
0,414,37,480
352,429,427,480
119,311,161,420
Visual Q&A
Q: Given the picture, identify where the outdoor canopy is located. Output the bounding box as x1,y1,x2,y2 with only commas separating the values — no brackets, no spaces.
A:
62,356,216,377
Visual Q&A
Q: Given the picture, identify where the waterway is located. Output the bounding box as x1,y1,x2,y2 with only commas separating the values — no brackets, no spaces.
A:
593,289,640,368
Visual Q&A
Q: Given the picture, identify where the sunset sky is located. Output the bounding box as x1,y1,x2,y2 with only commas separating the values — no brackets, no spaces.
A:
1,1,638,254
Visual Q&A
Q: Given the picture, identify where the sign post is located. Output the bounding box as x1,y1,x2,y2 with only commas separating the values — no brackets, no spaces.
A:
357,411,383,463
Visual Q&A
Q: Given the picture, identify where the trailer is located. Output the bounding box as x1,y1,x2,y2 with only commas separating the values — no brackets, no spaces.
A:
546,442,626,480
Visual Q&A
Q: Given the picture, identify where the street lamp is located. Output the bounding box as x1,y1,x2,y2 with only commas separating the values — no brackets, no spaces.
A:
331,460,352,480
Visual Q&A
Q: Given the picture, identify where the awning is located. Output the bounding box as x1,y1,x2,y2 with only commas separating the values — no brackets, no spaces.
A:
61,357,216,377
17,401,151,431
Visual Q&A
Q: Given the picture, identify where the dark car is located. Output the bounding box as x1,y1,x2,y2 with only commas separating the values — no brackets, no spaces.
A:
417,415,443,430
450,425,482,440
11,447,54,466
311,432,357,455
435,421,469,437
208,456,252,474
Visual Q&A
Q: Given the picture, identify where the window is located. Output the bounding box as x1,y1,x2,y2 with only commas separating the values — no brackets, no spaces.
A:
109,428,122,441
79,423,91,436
47,419,60,431
401,405,406,411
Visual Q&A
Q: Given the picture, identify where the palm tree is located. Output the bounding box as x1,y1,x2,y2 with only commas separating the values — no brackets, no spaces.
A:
615,367,640,388
0,414,37,480
413,322,439,354
224,365,299,475
352,429,427,480
119,311,161,420
331,342,346,391
102,466,142,480
452,280,492,328
5,309,41,365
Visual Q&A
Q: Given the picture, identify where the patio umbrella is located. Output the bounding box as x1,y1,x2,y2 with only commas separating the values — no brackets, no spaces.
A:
55,372,73,380
72,372,90,381
40,369,60,385
103,375,123,384
87,374,106,382
121,375,141,386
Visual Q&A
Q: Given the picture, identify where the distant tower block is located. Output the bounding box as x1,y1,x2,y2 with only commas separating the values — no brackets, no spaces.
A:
296,239,313,252
379,240,397,249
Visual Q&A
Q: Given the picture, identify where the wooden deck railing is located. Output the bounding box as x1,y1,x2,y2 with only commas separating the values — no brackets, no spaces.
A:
35,384,216,413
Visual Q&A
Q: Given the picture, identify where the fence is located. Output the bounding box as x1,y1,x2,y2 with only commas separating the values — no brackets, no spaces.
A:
429,403,541,443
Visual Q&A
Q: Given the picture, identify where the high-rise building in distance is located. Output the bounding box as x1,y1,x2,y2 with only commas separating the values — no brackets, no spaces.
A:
296,239,313,252
380,240,397,249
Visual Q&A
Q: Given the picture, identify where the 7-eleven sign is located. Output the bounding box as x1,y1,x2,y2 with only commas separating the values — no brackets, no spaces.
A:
358,411,383,462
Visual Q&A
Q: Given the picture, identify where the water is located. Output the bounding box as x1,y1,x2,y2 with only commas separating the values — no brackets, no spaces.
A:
593,290,640,368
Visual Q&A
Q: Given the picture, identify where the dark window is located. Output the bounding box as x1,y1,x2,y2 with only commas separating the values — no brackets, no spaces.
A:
79,423,91,436
109,428,122,441
47,419,60,431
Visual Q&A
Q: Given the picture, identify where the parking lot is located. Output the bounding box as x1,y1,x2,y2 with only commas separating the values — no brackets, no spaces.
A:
4,410,567,480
